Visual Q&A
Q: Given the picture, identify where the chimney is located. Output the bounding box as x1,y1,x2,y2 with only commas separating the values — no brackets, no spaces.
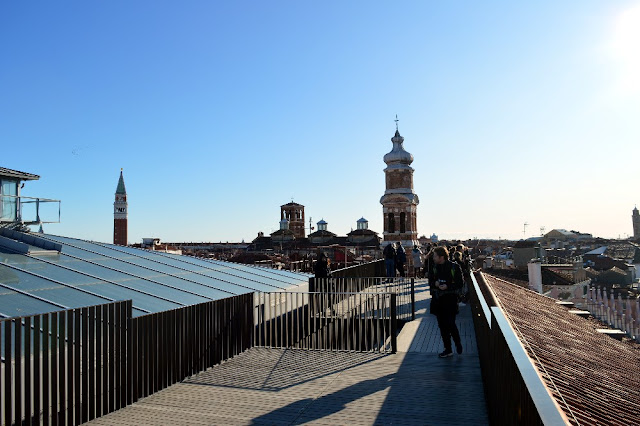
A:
528,260,543,293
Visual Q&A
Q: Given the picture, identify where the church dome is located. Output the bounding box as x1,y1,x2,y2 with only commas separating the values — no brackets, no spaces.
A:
383,130,413,166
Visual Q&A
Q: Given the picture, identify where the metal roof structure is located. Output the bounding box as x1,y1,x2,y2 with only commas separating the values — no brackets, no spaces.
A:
0,231,310,318
0,167,40,181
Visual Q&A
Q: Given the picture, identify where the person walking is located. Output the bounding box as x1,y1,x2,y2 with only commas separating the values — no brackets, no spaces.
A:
395,243,406,277
411,245,423,277
383,243,396,279
429,246,464,358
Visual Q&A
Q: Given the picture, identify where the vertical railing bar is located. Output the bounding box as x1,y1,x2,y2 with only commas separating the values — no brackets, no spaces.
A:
126,302,133,406
34,315,42,426
43,314,50,426
108,303,115,414
66,309,74,426
50,313,58,426
284,293,288,349
391,293,397,354
15,315,23,426
88,306,95,422
95,306,103,418
296,292,300,349
113,303,121,412
57,312,65,426
25,316,33,426
120,303,127,408
74,308,81,425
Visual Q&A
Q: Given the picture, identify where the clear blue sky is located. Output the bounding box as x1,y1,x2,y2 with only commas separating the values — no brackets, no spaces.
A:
2,1,639,243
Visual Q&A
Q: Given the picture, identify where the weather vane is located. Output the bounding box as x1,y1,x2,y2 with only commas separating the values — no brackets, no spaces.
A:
394,114,399,131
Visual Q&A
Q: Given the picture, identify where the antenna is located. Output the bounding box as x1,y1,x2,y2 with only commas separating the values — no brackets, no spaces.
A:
523,222,529,238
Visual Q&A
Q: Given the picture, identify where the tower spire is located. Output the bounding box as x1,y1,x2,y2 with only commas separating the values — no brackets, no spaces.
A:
394,114,399,132
114,169,128,245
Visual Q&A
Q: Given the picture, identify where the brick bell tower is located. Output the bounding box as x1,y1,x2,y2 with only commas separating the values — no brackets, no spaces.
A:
280,202,305,239
113,169,128,245
380,118,419,248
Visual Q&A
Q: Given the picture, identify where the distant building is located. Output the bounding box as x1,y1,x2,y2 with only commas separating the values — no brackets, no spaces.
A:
380,125,419,248
281,202,305,239
308,219,336,244
113,169,128,246
270,217,295,244
633,206,640,239
347,218,379,245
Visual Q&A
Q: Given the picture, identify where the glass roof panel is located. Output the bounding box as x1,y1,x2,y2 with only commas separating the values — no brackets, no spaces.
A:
32,251,210,306
0,264,107,308
109,246,288,292
44,235,309,290
40,235,248,296
3,252,180,314
0,289,62,318
149,250,310,287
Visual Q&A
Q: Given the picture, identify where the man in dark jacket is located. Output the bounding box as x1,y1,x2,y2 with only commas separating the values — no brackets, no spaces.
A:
395,243,406,277
383,243,396,278
429,246,464,358
314,253,331,278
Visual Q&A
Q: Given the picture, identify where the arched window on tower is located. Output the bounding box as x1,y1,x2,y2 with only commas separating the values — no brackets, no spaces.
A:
388,213,395,233
400,212,406,233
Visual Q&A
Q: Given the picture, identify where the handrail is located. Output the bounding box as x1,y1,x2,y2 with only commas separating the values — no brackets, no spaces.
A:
490,307,571,425
471,271,570,425
0,194,61,224
469,272,491,328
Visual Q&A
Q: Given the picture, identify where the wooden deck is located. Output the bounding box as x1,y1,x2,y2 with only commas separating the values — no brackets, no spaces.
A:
88,280,488,425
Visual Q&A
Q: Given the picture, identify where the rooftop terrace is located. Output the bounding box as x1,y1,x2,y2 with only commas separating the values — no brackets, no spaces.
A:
2,251,639,425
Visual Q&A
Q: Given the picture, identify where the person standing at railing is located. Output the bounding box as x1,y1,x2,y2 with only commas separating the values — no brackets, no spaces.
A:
314,252,331,278
429,246,464,358
383,242,397,279
395,242,407,277
411,245,423,278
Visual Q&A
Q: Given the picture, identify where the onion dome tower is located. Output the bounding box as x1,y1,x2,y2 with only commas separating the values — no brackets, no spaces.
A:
113,169,128,246
380,117,419,248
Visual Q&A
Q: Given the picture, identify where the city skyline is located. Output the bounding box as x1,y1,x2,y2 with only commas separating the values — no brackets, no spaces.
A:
2,1,639,243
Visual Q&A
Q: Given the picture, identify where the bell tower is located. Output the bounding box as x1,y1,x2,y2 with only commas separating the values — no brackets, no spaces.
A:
380,118,419,247
633,206,640,239
113,169,128,246
280,202,305,239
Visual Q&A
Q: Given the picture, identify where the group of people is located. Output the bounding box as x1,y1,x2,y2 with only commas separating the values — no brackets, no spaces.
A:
384,241,473,358
384,242,472,281
382,241,408,278
316,241,473,359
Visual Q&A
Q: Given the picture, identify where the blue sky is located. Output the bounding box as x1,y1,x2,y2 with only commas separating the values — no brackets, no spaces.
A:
2,1,639,243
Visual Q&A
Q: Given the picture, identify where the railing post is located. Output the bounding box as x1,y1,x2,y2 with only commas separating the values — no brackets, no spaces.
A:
390,293,397,353
411,278,415,321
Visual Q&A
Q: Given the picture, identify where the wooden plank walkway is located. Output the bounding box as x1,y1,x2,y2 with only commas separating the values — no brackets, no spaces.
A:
88,280,488,425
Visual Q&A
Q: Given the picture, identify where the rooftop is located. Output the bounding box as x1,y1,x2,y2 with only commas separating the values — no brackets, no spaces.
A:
483,273,640,425
0,231,309,318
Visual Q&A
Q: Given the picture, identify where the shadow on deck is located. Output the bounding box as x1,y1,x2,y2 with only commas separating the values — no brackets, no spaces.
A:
88,281,488,425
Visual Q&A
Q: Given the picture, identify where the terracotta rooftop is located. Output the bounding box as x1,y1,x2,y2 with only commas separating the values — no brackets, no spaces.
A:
484,273,640,425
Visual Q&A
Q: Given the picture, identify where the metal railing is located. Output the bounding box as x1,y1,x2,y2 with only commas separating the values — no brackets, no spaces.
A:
0,194,61,225
331,259,384,278
0,293,253,426
254,291,397,353
469,272,569,425
310,277,415,321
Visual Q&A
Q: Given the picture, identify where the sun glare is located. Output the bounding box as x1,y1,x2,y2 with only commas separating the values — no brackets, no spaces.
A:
611,4,640,92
